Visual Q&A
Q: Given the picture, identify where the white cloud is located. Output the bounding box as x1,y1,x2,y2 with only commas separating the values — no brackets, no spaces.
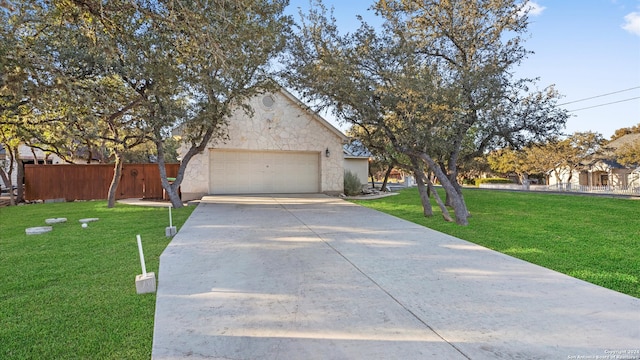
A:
518,1,546,17
622,12,640,36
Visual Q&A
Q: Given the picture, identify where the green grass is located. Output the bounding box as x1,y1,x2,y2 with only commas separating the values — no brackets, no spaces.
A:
0,201,195,359
352,188,640,298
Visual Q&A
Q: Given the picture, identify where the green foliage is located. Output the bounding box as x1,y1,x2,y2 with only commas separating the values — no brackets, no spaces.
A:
475,178,514,186
284,0,568,225
2,0,292,207
610,123,640,141
0,201,195,358
352,188,640,298
615,141,640,167
344,170,362,196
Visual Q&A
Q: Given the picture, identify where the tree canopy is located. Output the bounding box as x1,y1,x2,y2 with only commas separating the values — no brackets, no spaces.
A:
1,0,291,208
283,0,568,225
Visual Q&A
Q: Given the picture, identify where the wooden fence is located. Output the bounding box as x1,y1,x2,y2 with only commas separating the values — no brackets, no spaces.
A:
24,163,180,201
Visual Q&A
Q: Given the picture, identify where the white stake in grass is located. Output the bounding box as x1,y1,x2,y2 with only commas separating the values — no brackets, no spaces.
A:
165,205,177,237
134,234,156,294
136,234,147,276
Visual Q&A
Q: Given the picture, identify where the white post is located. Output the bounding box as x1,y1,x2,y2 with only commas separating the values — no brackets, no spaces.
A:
136,234,147,277
169,205,173,228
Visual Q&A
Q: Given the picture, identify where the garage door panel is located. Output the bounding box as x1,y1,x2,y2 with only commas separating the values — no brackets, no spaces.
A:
210,150,319,194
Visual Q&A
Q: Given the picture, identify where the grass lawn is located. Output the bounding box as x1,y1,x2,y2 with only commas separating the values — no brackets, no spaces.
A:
0,201,195,359
352,188,640,298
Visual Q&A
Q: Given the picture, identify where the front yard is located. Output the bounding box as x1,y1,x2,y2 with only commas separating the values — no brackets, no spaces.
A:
0,201,195,359
352,188,640,298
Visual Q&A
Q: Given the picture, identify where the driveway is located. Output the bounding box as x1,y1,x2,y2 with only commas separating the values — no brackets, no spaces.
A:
152,195,639,360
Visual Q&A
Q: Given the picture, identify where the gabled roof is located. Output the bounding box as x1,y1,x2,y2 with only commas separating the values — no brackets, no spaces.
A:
594,158,626,169
170,86,349,143
606,133,640,150
343,140,372,158
277,87,348,143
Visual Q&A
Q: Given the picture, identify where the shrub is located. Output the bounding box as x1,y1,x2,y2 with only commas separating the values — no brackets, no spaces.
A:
344,170,363,196
475,178,514,187
463,178,476,186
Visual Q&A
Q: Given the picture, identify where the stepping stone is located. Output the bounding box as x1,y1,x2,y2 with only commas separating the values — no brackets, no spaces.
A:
26,226,53,235
78,218,99,224
45,218,67,224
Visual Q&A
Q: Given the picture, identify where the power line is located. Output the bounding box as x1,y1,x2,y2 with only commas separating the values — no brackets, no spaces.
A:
567,96,640,112
558,86,640,106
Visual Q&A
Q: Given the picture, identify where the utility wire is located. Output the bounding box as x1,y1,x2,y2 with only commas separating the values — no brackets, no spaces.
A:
567,96,640,112
558,86,640,106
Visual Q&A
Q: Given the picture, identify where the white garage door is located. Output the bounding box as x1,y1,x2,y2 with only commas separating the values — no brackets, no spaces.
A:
209,150,320,194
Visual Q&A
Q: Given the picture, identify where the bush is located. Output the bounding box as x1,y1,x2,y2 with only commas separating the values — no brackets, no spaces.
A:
344,170,363,196
475,178,514,187
463,178,476,186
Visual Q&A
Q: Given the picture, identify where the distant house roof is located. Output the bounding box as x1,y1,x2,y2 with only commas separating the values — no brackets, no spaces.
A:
596,158,626,169
343,140,372,158
585,133,640,168
606,133,640,150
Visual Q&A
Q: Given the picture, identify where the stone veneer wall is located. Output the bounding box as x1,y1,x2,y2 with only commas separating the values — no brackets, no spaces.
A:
180,90,346,200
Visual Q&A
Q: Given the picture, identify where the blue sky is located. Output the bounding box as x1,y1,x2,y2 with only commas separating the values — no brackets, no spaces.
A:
285,0,640,139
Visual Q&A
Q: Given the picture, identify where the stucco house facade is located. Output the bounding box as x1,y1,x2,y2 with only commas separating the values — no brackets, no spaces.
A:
179,88,349,201
343,140,371,186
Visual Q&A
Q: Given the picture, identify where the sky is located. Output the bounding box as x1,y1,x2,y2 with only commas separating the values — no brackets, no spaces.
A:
284,0,640,140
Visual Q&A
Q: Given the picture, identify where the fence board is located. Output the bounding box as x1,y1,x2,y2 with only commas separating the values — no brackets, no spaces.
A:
24,163,180,201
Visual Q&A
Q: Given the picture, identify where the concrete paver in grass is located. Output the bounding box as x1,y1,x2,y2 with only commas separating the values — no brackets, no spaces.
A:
152,195,640,360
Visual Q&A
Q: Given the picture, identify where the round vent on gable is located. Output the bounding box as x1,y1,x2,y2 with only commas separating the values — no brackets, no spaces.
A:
262,95,275,108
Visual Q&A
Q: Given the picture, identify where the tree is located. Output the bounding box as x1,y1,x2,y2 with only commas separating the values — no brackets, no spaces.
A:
284,0,567,225
486,147,532,184
507,131,604,189
346,125,397,190
615,142,640,167
526,138,569,185
610,123,640,141
147,0,292,208
376,0,567,209
0,126,20,205
2,0,291,208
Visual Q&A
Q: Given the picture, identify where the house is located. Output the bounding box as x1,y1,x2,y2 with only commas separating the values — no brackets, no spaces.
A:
547,133,640,190
0,143,66,191
179,87,349,200
343,140,371,186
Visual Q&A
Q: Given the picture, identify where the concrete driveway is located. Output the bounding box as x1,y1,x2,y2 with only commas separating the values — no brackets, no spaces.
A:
152,195,640,360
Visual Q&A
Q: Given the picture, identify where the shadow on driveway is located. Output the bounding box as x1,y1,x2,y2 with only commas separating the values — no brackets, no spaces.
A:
152,195,640,359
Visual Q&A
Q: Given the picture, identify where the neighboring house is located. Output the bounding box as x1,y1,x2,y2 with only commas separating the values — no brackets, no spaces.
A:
179,87,349,200
547,133,640,190
0,143,66,190
343,140,371,186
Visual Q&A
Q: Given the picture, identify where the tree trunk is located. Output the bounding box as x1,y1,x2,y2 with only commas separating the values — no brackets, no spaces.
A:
0,166,14,206
153,119,219,209
380,165,393,192
410,156,432,217
156,139,183,208
415,152,469,226
107,153,123,208
441,162,453,207
16,159,24,204
426,173,453,222
369,166,375,189
442,161,471,218
3,144,18,205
